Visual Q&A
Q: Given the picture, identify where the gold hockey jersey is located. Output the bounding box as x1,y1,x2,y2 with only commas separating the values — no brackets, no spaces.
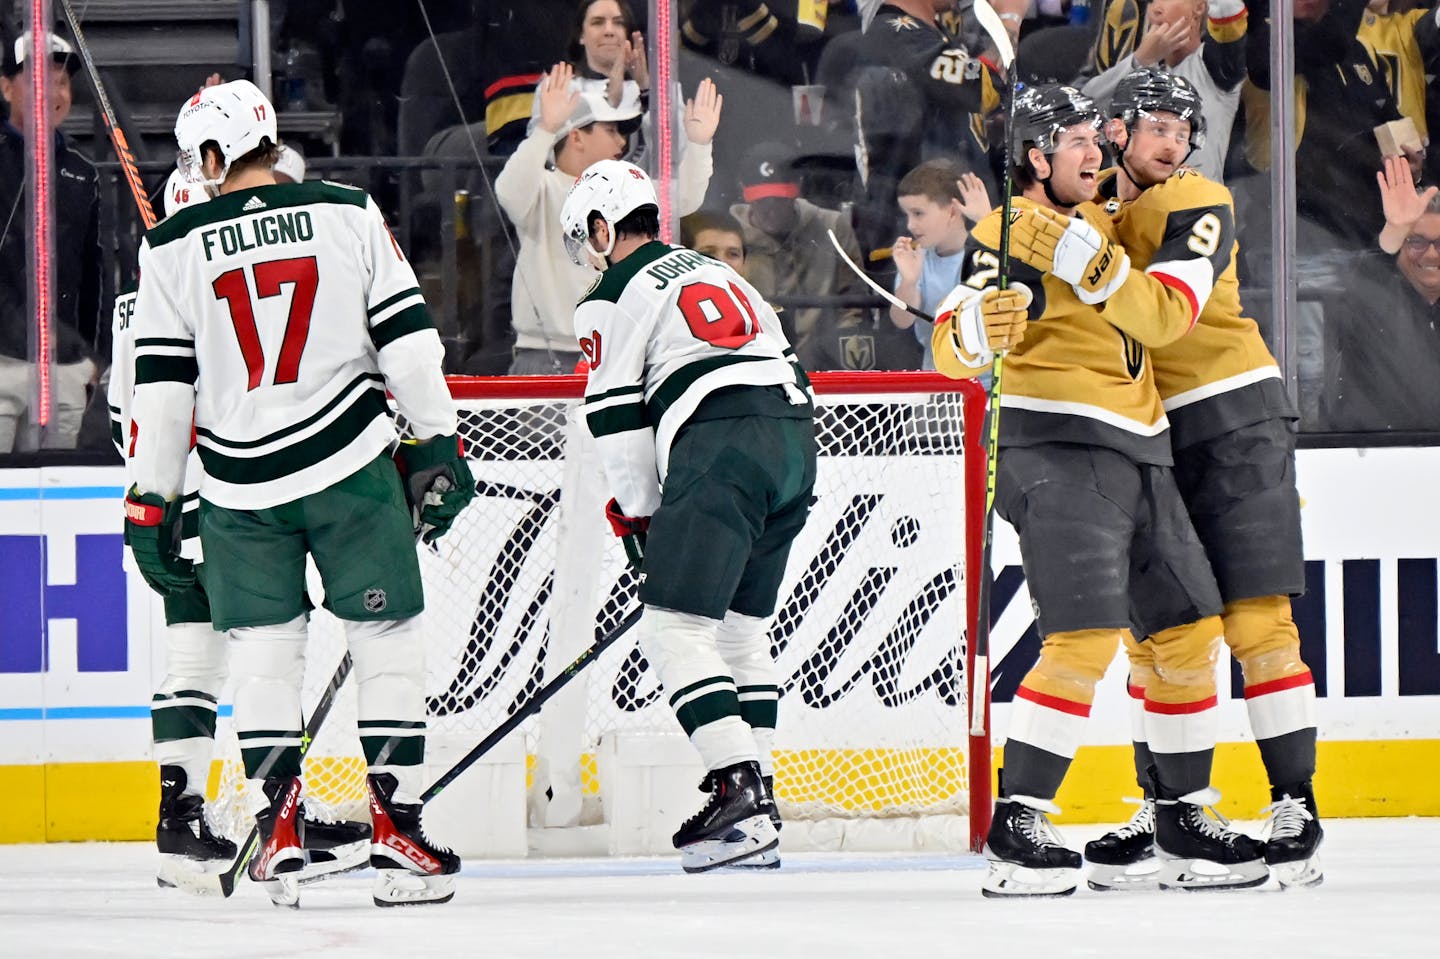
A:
934,196,1198,465
1103,167,1294,449
1358,7,1440,138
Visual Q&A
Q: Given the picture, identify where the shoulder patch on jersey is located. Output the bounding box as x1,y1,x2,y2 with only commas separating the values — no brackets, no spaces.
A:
580,272,603,302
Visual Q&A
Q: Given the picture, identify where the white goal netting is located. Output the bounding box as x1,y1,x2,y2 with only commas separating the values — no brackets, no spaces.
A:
214,371,990,852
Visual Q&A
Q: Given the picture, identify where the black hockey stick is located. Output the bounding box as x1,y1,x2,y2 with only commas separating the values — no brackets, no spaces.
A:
158,652,354,898
422,606,644,804
967,0,1018,850
57,0,157,229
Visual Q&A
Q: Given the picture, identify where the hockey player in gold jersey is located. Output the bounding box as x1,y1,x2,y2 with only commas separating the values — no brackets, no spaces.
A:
1083,68,1323,891
931,84,1264,896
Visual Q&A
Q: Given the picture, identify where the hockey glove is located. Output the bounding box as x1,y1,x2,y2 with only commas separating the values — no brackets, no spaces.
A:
1009,206,1131,304
394,433,477,545
936,283,1032,365
605,498,649,570
124,487,196,596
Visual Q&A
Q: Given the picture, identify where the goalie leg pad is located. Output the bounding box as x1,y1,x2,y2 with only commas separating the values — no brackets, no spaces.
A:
347,617,428,797
639,607,757,772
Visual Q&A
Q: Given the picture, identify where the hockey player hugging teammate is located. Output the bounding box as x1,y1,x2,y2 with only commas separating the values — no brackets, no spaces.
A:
562,160,816,872
125,80,475,906
931,85,1266,897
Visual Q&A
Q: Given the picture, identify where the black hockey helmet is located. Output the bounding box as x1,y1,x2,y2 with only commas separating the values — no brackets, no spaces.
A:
1109,67,1207,151
1010,84,1102,158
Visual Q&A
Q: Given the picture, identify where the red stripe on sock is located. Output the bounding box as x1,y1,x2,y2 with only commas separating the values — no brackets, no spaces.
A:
1244,669,1314,700
1015,685,1092,717
1145,695,1218,715
1127,683,1146,700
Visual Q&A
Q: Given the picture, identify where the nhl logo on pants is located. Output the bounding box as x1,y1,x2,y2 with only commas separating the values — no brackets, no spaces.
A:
364,588,388,613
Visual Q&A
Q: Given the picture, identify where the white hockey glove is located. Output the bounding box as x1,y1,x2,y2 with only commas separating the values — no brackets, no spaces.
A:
936,282,1033,365
1009,206,1131,305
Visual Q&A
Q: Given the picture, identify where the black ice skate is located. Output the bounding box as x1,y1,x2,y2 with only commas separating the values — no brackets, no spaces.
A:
1153,777,1268,891
155,765,237,861
1084,796,1158,891
981,796,1082,898
294,805,373,885
673,761,779,873
367,772,460,907
1260,781,1323,889
723,773,783,870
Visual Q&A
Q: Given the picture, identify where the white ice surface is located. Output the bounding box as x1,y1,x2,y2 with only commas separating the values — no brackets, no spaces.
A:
0,818,1432,958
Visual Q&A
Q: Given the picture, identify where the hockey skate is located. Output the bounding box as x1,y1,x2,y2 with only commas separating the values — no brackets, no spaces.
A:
368,772,460,907
981,795,1081,898
293,805,372,884
1153,780,1268,891
1260,781,1323,889
722,774,782,870
673,761,779,873
244,776,308,907
1084,797,1159,891
156,766,237,861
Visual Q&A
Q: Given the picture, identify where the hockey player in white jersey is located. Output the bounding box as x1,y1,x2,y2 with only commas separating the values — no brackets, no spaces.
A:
111,171,370,890
125,80,474,906
562,160,816,871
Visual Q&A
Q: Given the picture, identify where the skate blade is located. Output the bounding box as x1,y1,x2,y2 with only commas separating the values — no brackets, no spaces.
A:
1085,857,1161,892
296,841,372,885
1157,856,1269,891
1270,854,1323,889
679,816,780,874
156,855,228,895
259,876,301,909
372,870,455,907
981,860,1079,898
723,847,782,870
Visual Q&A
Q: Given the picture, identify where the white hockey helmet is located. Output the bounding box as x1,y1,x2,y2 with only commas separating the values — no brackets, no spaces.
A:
163,168,210,218
173,79,278,189
560,159,659,267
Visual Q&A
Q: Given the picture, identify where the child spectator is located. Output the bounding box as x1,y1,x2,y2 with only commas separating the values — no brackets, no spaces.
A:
682,209,749,276
889,160,992,370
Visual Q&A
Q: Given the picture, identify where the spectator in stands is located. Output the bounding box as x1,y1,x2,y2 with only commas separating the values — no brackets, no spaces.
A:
496,64,720,374
681,0,828,85
1244,0,1403,254
849,0,1002,258
1325,158,1440,431
731,141,918,370
0,32,101,453
273,144,307,184
1358,0,1440,184
528,1,651,161
889,160,992,370
682,208,749,276
1081,0,1247,184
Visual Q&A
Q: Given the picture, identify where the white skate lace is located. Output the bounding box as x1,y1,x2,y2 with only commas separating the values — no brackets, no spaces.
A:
1184,802,1240,844
1019,806,1068,849
1258,795,1313,842
1113,797,1155,839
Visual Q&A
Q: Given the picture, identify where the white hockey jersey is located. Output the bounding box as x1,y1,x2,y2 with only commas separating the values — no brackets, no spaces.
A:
574,241,811,518
128,181,456,510
109,285,204,560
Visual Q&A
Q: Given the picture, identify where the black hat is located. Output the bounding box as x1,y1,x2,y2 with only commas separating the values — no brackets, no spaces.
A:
738,142,798,201
4,31,81,78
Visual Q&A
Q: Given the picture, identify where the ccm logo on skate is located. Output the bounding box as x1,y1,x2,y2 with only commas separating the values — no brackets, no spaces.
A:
382,835,440,872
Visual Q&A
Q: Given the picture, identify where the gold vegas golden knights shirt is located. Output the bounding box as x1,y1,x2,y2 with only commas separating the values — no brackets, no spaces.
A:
934,197,1199,466
1100,167,1295,450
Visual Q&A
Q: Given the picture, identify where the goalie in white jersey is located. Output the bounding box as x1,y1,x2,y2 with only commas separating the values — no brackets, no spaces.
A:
125,80,474,906
563,160,816,872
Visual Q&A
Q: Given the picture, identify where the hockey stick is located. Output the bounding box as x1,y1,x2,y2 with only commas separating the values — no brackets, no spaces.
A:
825,229,935,323
58,0,157,229
157,652,354,898
421,606,644,804
968,4,1016,718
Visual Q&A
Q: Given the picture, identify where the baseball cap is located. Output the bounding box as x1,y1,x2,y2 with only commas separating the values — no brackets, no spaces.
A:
738,142,799,202
552,89,642,142
4,31,81,78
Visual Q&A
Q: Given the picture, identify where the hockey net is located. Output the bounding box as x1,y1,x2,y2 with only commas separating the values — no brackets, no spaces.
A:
213,371,992,852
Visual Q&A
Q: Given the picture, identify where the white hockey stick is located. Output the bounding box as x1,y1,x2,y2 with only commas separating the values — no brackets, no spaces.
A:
825,229,935,323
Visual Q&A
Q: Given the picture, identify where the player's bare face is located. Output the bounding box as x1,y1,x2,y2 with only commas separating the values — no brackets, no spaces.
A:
1047,124,1104,206
692,228,747,275
581,0,628,71
1126,111,1192,185
1399,214,1440,301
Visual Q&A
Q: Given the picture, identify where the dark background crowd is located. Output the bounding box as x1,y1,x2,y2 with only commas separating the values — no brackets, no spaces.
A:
3,0,1439,463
